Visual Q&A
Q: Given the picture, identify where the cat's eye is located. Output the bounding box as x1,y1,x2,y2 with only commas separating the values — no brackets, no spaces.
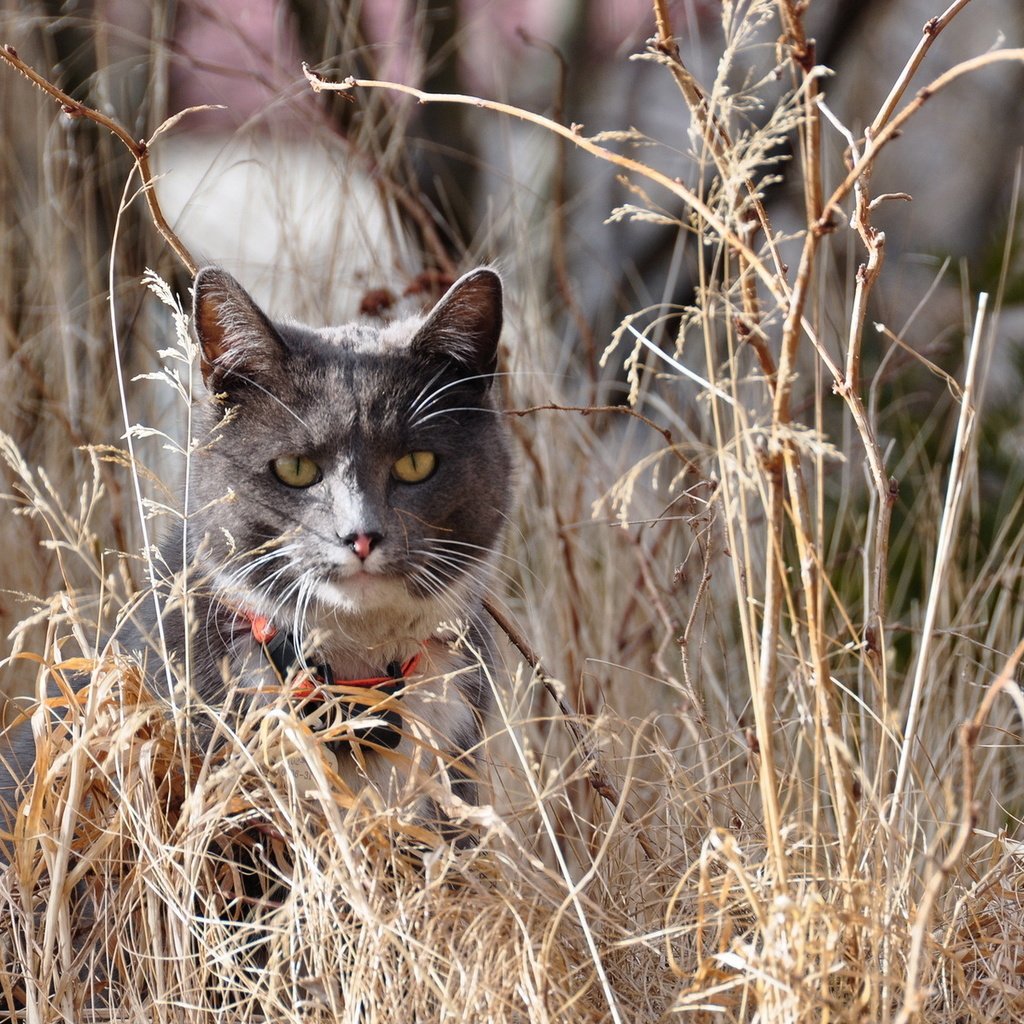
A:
391,451,437,484
271,455,322,488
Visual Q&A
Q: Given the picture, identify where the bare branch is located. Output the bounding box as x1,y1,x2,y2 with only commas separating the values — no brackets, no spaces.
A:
0,43,199,275
302,64,791,310
819,48,1024,231
870,0,976,135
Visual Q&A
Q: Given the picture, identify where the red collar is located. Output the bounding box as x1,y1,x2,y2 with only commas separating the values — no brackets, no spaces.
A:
240,610,422,699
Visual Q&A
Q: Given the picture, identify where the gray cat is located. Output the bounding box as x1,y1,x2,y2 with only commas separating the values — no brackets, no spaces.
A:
0,266,513,838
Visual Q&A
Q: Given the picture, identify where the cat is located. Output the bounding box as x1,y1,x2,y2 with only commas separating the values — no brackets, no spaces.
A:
0,265,514,844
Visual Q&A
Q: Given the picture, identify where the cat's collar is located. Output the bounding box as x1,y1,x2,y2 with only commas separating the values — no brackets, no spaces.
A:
236,608,422,752
239,609,422,692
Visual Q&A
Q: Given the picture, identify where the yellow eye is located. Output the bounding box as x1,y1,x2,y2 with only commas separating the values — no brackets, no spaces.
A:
392,451,437,483
271,455,321,488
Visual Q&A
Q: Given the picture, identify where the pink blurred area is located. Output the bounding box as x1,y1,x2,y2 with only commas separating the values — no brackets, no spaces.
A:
361,0,667,93
168,0,308,122
104,0,703,124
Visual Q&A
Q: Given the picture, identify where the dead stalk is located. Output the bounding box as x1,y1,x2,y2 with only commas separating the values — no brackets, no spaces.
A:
889,293,989,824
842,163,892,663
819,48,1024,231
870,0,976,135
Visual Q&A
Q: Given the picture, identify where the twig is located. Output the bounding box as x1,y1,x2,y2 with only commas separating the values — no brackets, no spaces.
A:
302,64,791,310
507,402,675,447
0,43,199,275
870,0,976,136
818,48,1024,232
817,96,896,670
842,155,891,663
483,597,661,863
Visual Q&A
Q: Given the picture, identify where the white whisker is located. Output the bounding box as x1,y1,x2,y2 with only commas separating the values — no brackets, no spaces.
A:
407,370,514,428
406,365,449,420
419,539,528,595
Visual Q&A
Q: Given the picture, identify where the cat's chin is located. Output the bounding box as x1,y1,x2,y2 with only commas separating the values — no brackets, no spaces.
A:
317,573,409,613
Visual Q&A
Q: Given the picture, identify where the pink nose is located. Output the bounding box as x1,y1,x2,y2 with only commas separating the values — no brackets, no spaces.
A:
343,531,383,560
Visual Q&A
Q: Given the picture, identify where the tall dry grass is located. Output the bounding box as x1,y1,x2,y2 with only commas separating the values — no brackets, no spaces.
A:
2,1,1024,1021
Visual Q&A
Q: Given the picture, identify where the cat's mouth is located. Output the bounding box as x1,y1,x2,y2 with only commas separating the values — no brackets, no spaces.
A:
319,564,409,609
327,560,387,584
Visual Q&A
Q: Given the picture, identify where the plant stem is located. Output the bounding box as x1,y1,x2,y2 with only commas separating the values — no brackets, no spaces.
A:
889,294,989,824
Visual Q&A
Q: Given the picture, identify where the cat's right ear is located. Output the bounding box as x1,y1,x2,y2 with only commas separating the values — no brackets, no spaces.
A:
410,268,503,383
193,267,283,391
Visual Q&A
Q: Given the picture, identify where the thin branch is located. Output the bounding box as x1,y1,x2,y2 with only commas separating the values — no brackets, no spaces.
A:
819,48,1024,231
818,95,896,661
0,43,199,275
870,0,975,135
302,64,792,310
650,0,736,156
506,402,675,447
483,597,661,863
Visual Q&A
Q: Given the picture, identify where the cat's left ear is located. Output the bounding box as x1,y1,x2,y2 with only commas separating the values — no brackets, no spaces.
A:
410,268,503,382
192,267,284,391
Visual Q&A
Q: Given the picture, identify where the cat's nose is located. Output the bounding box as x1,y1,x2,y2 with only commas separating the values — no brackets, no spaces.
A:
341,531,384,561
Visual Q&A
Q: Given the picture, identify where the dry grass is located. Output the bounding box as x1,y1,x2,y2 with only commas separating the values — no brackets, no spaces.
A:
2,1,1024,1021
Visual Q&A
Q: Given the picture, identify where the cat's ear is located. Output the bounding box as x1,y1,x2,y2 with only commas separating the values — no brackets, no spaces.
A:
192,267,284,390
410,268,503,382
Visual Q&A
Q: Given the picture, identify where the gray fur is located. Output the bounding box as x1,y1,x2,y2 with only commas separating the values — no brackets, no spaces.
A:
1,268,513,835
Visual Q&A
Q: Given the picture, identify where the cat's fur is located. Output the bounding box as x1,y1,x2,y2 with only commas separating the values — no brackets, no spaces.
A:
0,267,513,834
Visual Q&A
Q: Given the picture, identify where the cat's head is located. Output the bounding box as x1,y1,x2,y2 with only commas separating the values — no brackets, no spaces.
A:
187,267,513,646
